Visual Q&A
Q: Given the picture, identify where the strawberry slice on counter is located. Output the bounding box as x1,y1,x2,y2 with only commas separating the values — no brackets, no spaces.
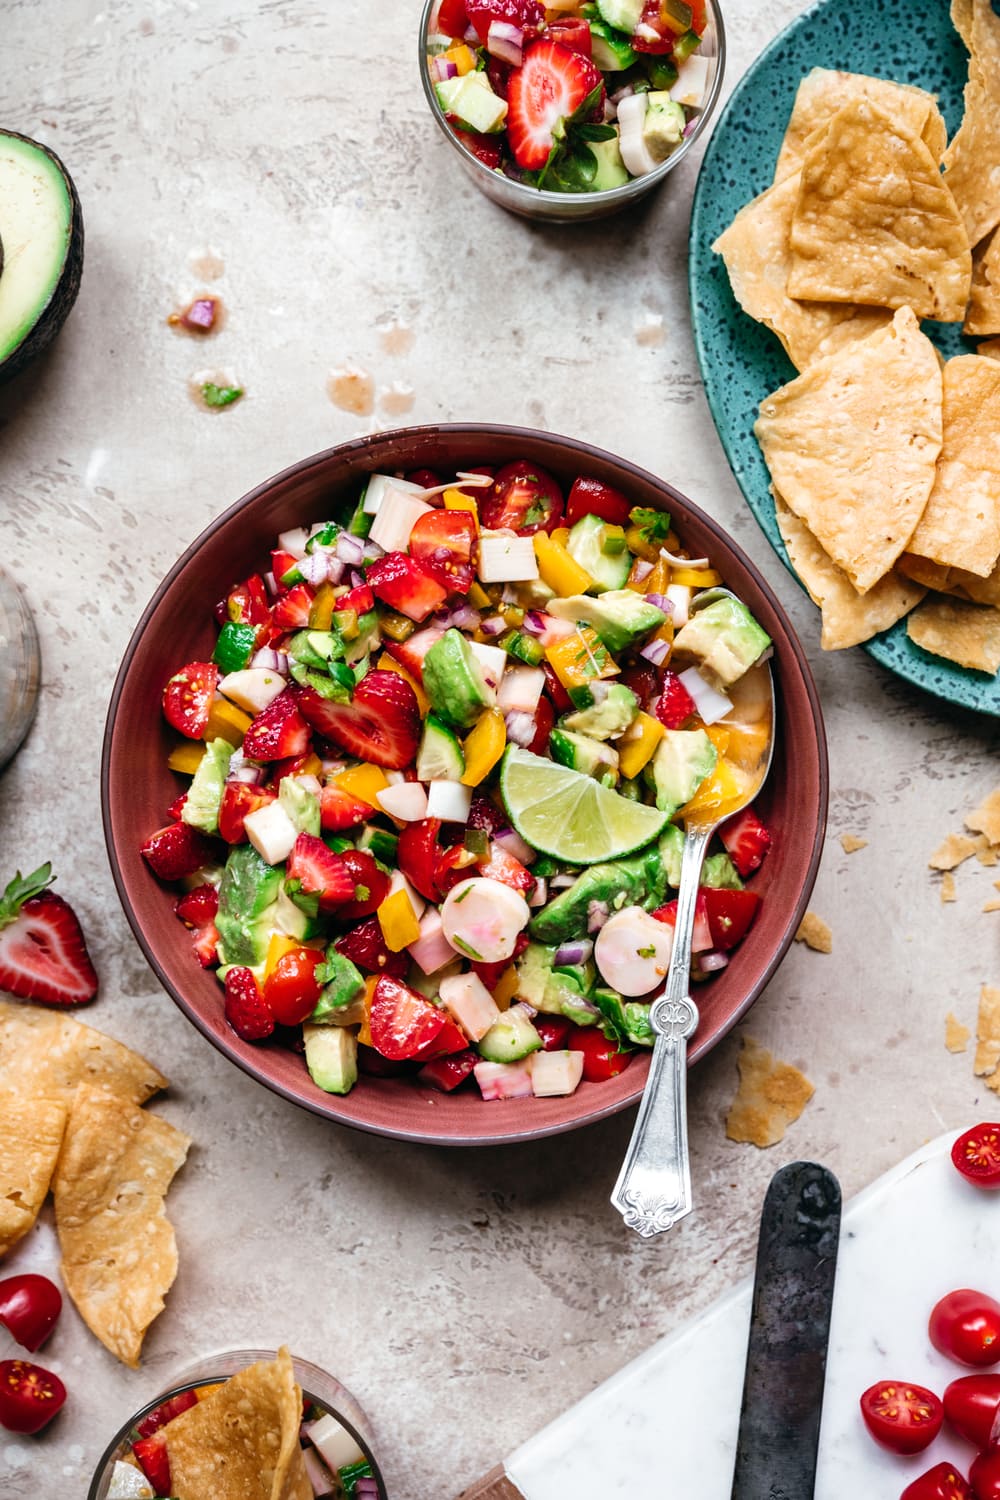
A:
241,690,312,761
719,805,772,877
286,833,355,910
296,670,420,770
0,864,98,1007
506,38,604,171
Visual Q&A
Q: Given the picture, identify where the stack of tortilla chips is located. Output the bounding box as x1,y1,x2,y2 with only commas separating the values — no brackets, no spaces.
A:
0,1000,190,1366
713,0,1000,669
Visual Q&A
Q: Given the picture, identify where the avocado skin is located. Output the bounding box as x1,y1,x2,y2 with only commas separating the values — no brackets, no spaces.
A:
0,132,84,384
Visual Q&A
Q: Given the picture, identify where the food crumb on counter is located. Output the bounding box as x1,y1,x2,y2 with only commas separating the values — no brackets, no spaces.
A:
794,910,832,952
974,985,1000,1089
941,871,957,903
945,1012,970,1052
840,833,867,853
725,1035,814,1148
929,832,987,870
327,366,375,416
966,788,1000,848
984,898,1000,913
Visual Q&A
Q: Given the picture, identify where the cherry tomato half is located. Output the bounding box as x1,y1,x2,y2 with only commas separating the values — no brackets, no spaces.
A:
568,1027,633,1083
944,1374,1000,1448
0,1275,62,1353
409,509,477,594
480,461,563,535
702,888,761,952
162,661,219,739
336,849,390,920
0,1359,67,1434
859,1380,944,1455
262,947,325,1027
901,1462,973,1500
952,1125,1000,1190
930,1291,1000,1368
970,1448,1000,1500
397,818,469,904
564,475,632,528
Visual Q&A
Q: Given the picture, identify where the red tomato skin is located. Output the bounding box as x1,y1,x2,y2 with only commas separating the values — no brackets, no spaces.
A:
970,1448,1000,1500
944,1374,1000,1448
262,948,325,1027
0,1276,62,1353
162,661,219,739
901,1462,973,1500
534,1015,572,1051
397,818,469,904
434,0,469,36
930,1291,1000,1368
703,888,761,951
136,1388,198,1439
480,461,564,534
567,1027,633,1083
859,1380,944,1455
541,661,573,715
952,1125,1000,1190
564,475,632,528
409,509,476,594
0,1359,67,1434
547,16,592,55
336,850,390,920
528,695,555,755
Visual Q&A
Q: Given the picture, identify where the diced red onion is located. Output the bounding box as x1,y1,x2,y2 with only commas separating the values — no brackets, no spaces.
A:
251,647,289,673
464,22,479,42
631,558,654,583
522,610,548,636
433,55,458,81
758,645,774,663
677,666,732,725
353,1481,379,1499
555,938,594,967
362,539,385,562
603,98,617,122
335,532,366,567
450,603,482,631
644,593,673,612
495,828,536,865
529,877,547,906
639,637,671,666
350,568,366,588
700,951,729,972
301,1445,336,1497
299,552,340,586
228,765,265,786
683,117,699,138
504,710,536,748
182,297,217,331
587,899,610,933
487,18,523,66
481,614,506,636
611,83,635,104
550,872,578,890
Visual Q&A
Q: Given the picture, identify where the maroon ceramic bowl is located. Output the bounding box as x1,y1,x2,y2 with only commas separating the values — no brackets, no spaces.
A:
102,424,828,1146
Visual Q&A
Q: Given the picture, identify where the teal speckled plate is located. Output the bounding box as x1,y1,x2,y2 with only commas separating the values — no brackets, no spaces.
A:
688,0,999,716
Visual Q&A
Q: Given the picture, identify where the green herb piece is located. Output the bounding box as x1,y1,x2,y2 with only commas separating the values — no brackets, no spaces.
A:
629,506,672,546
201,382,244,408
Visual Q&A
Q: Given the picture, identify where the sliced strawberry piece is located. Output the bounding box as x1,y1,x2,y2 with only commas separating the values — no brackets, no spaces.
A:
435,0,471,37
242,690,312,761
270,548,301,592
466,0,544,44
225,574,271,629
467,794,508,838
547,16,592,56
655,669,696,730
174,885,219,926
0,866,98,1007
267,752,317,789
218,782,277,844
319,783,373,832
136,1388,198,1439
719,806,773,878
224,967,275,1042
369,976,450,1061
382,626,445,683
652,891,713,951
295,671,420,770
166,791,188,821
506,38,604,171
417,1048,478,1092
334,917,409,978
190,923,219,967
141,823,216,882
448,120,503,170
271,582,315,630
162,661,218,739
703,888,761,951
337,582,374,616
366,552,449,623
286,833,355,910
476,840,535,896
132,1433,172,1495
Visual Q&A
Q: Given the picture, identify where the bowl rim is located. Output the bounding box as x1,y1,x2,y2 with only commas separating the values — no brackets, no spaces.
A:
417,0,728,209
102,422,828,1146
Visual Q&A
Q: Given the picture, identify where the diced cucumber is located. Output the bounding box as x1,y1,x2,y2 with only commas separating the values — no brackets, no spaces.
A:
416,713,466,782
356,826,398,865
566,514,632,594
673,29,702,64
500,628,545,667
477,1002,543,1063
596,0,644,32
589,18,637,70
550,727,619,781
213,620,257,674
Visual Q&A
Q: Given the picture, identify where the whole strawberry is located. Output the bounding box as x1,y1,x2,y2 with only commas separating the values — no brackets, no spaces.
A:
0,863,98,1006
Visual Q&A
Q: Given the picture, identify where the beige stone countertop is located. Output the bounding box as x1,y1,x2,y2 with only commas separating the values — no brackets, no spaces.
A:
1,0,998,1495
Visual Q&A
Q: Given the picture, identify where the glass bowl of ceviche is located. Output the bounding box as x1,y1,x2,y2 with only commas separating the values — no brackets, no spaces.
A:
102,424,827,1146
419,0,726,221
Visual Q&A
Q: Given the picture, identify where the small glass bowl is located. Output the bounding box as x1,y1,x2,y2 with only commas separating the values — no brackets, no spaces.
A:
88,1349,387,1499
418,0,726,222
0,568,40,769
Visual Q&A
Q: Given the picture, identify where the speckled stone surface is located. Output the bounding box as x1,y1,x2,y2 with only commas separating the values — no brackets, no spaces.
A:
0,1,998,1496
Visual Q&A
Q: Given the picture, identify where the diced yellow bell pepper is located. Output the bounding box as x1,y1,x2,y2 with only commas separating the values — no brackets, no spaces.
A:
672,567,723,589
444,489,480,531
460,707,506,786
265,933,301,979
617,712,665,780
334,763,390,805
377,651,429,714
544,627,619,692
652,617,675,647
704,724,731,757
203,698,252,745
551,526,571,548
168,741,206,775
492,965,520,1011
377,888,421,952
309,580,338,631
358,976,379,1048
680,757,749,821
443,43,476,75
533,532,593,596
468,580,491,609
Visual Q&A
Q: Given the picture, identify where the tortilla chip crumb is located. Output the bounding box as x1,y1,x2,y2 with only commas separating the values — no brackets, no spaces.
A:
946,1012,971,1052
984,898,1000,913
795,911,833,952
966,789,1000,848
978,844,1000,868
941,871,958,903
726,1035,815,1148
929,832,988,870
974,986,1000,1081
840,833,868,853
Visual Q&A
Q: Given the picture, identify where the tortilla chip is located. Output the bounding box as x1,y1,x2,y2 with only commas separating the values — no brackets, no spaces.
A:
908,357,1000,578
929,832,988,870
943,56,1000,247
794,911,832,953
966,231,1000,337
774,69,948,182
897,553,1000,607
756,309,942,593
946,1012,970,1051
788,99,971,321
0,1092,66,1257
907,597,1000,673
981,340,1000,362
725,1035,815,1148
0,1000,167,1108
840,834,868,853
984,898,1000,912
980,845,1000,867
941,871,958,902
53,1084,190,1367
975,985,1000,1080
775,494,925,647
966,788,1000,847
163,1347,312,1500
954,0,974,47
712,177,892,372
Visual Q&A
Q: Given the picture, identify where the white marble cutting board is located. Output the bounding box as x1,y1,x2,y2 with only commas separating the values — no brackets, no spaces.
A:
467,1132,998,1498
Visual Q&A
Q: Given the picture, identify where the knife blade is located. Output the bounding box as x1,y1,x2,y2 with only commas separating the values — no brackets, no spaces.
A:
730,1160,842,1500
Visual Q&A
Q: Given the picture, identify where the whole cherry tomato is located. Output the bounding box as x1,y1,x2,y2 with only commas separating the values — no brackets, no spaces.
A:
568,1027,633,1083
952,1125,1000,1190
859,1380,944,1454
970,1447,1000,1500
262,947,325,1026
0,1359,66,1434
0,1275,61,1352
901,1462,973,1500
336,849,390,920
930,1291,1000,1367
944,1374,1000,1448
480,461,563,534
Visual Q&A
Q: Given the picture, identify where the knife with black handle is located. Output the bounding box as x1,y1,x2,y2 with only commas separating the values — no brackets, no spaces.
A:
731,1161,842,1500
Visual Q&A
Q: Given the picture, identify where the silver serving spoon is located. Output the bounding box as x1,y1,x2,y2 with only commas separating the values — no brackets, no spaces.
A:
611,589,776,1239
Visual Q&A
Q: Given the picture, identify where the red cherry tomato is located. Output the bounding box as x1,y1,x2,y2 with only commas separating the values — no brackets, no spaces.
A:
528,695,555,755
930,1291,1000,1368
901,1462,973,1500
336,849,390,920
397,818,469,903
944,1374,1000,1448
568,1027,633,1083
534,1015,572,1051
162,661,218,739
702,888,761,951
859,1380,944,1454
0,1359,67,1434
564,475,632,528
970,1448,1000,1500
409,509,477,594
480,461,563,534
0,1275,61,1353
952,1125,1000,1190
262,947,325,1027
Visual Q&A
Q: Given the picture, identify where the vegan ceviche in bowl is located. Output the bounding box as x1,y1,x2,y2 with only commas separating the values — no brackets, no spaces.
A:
102,426,827,1146
420,0,725,220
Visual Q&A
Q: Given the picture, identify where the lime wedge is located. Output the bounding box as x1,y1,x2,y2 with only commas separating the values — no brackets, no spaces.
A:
499,747,669,865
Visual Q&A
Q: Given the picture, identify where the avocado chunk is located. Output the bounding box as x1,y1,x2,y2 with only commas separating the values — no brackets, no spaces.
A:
514,942,556,1009
216,843,283,966
547,590,667,654
304,1024,358,1094
529,841,670,944
477,1003,543,1063
435,73,508,135
646,728,718,819
659,821,685,887
0,131,84,383
672,596,772,692
181,738,233,835
589,132,631,190
701,851,744,889
310,950,365,1021
593,986,655,1046
566,515,632,594
423,628,493,729
549,727,620,781
642,91,686,162
279,775,320,836
562,682,638,741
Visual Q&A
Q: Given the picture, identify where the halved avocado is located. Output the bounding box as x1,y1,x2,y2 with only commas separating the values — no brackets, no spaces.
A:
0,130,84,382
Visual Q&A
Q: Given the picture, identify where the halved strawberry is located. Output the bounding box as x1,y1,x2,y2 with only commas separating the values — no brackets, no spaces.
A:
218,782,277,844
141,823,217,882
0,865,99,1007
382,626,445,683
655,670,697,730
296,671,420,770
242,690,312,761
337,582,374,616
271,582,315,630
506,38,604,171
465,0,544,45
334,917,409,978
132,1432,172,1495
719,806,772,878
320,783,373,832
366,552,449,622
174,885,219,926
286,833,355,910
191,923,219,967
224,967,274,1042
162,661,218,739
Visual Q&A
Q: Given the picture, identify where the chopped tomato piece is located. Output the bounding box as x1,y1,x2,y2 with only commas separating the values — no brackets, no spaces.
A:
565,475,632,528
409,508,477,593
163,661,218,739
568,1026,633,1083
702,888,761,951
480,460,563,534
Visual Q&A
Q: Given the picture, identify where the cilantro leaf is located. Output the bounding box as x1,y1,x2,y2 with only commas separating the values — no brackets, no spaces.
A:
202,382,244,409
629,506,672,546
